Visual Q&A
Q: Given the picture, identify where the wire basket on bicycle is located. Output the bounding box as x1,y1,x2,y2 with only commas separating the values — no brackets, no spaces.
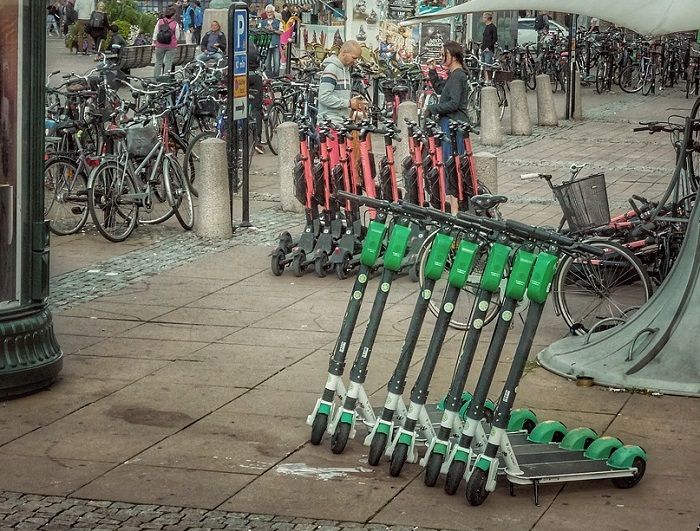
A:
552,172,610,233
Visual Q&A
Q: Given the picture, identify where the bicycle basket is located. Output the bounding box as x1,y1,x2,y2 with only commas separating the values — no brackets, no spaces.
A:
553,173,610,233
195,98,219,118
493,70,515,83
125,125,158,159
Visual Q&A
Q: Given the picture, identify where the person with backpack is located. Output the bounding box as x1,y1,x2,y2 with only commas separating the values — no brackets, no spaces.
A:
152,6,181,77
74,0,95,54
247,42,265,154
197,20,226,65
88,2,110,56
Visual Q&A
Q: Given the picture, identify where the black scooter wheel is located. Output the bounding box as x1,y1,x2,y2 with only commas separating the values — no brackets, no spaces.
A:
335,255,350,280
444,459,467,495
270,249,285,276
310,412,328,445
424,452,445,487
408,262,419,283
611,457,646,488
314,253,328,278
389,443,409,477
279,231,293,252
292,252,305,277
368,432,388,466
465,467,490,506
330,422,351,454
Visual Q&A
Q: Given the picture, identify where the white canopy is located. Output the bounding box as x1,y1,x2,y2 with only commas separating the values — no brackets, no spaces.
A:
401,0,700,36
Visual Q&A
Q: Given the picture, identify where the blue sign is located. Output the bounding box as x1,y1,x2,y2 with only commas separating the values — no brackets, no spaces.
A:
233,10,247,53
234,54,247,76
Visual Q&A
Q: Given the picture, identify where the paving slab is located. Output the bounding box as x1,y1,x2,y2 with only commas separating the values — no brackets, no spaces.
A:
218,327,337,349
116,322,242,343
154,307,269,328
53,316,142,337
52,333,106,355
73,464,253,510
61,355,169,382
71,336,209,360
219,388,325,419
58,301,178,322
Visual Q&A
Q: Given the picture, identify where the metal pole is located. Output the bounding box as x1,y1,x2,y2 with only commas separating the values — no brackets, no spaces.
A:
566,14,577,120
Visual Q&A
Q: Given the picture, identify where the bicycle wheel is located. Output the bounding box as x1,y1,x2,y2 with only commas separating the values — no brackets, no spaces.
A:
550,69,560,93
595,60,608,94
44,157,89,236
552,240,653,336
619,64,643,93
418,230,500,330
88,160,139,242
137,158,177,226
496,84,507,121
184,130,217,198
265,103,284,156
524,60,537,90
164,156,194,231
466,88,481,127
642,65,655,96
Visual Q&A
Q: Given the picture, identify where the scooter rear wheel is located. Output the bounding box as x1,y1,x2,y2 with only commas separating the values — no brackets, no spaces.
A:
368,432,388,466
389,443,409,477
270,249,285,276
310,412,328,445
314,253,328,278
424,452,445,487
611,457,646,488
335,255,350,280
330,422,351,454
465,466,490,506
292,252,305,277
444,459,467,495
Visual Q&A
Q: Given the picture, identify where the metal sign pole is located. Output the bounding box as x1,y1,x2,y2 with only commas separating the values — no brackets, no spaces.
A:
566,14,577,120
228,2,250,228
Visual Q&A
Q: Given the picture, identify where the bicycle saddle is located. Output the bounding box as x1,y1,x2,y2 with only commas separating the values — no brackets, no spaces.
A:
103,128,127,138
470,194,508,210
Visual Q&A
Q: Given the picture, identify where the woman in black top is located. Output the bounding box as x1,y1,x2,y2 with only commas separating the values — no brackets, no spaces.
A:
425,41,470,213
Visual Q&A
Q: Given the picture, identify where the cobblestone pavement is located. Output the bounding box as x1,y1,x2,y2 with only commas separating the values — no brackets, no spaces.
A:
0,491,443,531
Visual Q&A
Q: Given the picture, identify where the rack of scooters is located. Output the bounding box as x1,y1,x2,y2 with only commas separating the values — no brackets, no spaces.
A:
304,192,647,507
270,112,487,279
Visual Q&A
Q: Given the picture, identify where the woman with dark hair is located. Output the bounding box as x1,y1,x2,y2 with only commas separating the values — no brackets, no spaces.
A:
425,40,470,213
152,5,181,77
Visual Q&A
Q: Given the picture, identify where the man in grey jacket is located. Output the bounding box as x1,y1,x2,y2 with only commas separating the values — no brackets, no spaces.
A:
317,40,365,125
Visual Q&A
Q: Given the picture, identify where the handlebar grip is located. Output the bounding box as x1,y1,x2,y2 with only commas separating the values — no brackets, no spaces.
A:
336,191,390,211
631,194,649,204
632,127,650,132
51,70,60,76
574,242,606,257
520,173,541,180
505,219,576,247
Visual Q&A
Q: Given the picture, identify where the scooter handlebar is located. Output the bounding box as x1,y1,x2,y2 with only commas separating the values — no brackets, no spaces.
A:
503,220,604,256
335,191,395,212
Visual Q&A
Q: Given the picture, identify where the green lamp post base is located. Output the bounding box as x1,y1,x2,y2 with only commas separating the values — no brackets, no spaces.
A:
0,306,63,399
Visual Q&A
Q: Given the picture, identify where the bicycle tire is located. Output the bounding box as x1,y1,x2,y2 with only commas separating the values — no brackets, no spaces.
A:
184,130,217,198
642,65,655,96
524,61,537,90
265,104,284,156
164,156,194,231
619,64,643,93
466,88,481,127
496,84,507,121
550,69,560,93
552,239,653,336
88,160,139,242
44,156,89,236
595,60,607,94
137,159,177,226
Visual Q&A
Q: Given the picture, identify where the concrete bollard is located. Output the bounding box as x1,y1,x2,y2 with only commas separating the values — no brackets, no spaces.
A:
194,138,232,239
480,86,503,146
536,74,559,126
396,101,418,170
573,70,583,120
509,79,533,136
474,152,498,194
278,121,305,214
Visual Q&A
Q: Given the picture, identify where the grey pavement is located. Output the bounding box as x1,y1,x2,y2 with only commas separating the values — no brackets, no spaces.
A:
0,43,698,531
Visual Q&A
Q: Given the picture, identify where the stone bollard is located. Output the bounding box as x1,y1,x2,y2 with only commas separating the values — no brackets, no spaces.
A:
396,101,418,169
474,152,498,194
480,86,503,146
194,138,232,239
278,122,305,214
536,74,559,126
509,79,533,136
573,70,583,120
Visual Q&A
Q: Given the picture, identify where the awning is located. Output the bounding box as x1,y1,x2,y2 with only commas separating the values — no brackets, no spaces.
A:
400,0,700,36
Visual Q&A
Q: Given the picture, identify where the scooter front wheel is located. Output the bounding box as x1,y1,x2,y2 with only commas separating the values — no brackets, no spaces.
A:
368,432,388,466
424,452,445,487
292,252,305,277
389,442,409,477
310,412,328,445
330,422,351,454
444,459,467,495
465,466,490,506
335,254,351,280
270,249,285,276
314,252,328,278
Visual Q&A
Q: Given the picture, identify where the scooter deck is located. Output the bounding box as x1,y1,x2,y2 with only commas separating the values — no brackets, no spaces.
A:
507,440,635,483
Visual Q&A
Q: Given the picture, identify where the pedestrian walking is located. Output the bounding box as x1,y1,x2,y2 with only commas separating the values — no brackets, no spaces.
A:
261,4,282,77
74,0,95,54
481,12,497,82
88,1,110,55
152,6,180,77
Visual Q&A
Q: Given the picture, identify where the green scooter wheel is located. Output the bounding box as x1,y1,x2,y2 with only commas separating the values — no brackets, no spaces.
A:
611,457,646,488
444,459,467,495
330,422,351,454
389,443,409,477
424,452,444,487
310,412,328,445
270,249,285,276
368,432,388,466
465,466,490,506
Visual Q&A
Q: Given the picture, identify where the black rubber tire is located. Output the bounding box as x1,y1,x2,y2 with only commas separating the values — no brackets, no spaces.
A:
335,255,350,280
389,443,409,477
611,457,646,488
310,412,328,445
424,452,445,487
44,157,89,236
279,231,294,253
270,249,285,276
88,160,139,243
367,432,388,466
408,262,419,283
523,419,537,433
292,252,305,277
619,64,643,93
444,459,467,495
465,466,490,506
330,421,351,454
183,130,216,198
265,103,284,156
314,253,328,278
165,157,194,231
